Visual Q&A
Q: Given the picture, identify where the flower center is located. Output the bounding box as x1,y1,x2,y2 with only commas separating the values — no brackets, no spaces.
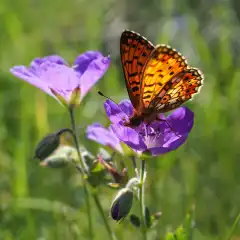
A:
138,124,163,149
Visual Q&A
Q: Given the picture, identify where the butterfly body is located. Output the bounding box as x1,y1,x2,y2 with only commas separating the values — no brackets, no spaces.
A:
120,30,203,128
124,107,157,127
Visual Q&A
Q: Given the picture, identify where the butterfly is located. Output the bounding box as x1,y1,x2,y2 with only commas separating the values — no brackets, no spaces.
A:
120,30,203,127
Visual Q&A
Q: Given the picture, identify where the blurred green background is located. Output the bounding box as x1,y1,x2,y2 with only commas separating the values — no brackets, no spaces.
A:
0,0,240,239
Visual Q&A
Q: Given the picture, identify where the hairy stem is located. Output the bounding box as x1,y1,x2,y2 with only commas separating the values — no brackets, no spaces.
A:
92,190,118,240
69,108,93,240
139,159,147,240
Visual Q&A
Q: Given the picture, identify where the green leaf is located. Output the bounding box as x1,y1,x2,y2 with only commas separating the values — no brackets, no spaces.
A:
175,226,187,240
91,160,105,173
87,168,106,187
165,233,176,240
165,226,187,240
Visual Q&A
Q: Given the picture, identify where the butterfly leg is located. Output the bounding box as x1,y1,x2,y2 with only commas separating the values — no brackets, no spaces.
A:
155,116,182,137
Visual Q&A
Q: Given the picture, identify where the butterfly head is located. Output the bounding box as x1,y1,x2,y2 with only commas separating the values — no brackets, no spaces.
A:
124,108,157,128
124,114,143,128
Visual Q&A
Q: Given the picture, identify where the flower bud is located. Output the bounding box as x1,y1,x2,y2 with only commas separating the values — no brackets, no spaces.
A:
34,129,73,161
40,146,76,168
34,133,60,161
40,156,69,168
110,188,133,222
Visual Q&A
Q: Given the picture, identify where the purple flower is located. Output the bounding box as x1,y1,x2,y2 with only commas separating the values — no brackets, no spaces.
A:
10,51,110,107
86,123,123,154
104,100,194,156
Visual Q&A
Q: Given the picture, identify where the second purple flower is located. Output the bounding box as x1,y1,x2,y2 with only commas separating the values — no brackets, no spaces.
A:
104,100,194,156
10,51,110,108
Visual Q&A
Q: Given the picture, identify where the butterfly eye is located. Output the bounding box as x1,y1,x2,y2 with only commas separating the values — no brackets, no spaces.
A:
131,117,142,127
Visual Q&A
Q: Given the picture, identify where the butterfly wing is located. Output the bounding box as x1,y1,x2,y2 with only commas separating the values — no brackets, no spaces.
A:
120,30,154,109
154,68,203,112
139,44,188,110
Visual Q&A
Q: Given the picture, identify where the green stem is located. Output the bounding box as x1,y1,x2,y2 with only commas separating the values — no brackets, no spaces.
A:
92,191,118,240
69,108,93,240
139,159,147,240
69,108,87,172
226,211,240,240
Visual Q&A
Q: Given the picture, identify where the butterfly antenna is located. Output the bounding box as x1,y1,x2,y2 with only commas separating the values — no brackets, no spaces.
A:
98,91,117,104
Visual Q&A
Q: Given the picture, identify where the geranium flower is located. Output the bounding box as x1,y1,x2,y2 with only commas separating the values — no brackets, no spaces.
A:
104,100,194,156
10,51,110,107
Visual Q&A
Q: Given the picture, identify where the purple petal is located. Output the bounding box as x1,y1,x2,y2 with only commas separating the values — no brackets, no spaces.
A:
78,54,110,100
119,100,134,117
156,113,166,121
35,62,80,102
166,107,194,135
73,51,105,76
163,133,188,150
149,146,173,156
86,123,123,154
104,100,128,124
10,52,109,106
149,134,188,156
111,124,147,151
145,107,194,156
30,55,67,69
10,62,80,102
10,66,55,98
39,62,79,90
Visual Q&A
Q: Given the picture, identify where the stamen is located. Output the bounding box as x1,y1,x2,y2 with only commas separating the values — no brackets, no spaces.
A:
144,123,148,137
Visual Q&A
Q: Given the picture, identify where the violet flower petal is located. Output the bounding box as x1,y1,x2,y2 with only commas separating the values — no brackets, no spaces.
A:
149,134,188,156
10,51,110,105
166,107,194,135
104,100,129,124
119,99,134,117
73,51,105,76
39,62,80,90
79,55,110,100
147,107,194,155
10,65,56,98
111,123,147,151
30,55,67,69
87,123,123,154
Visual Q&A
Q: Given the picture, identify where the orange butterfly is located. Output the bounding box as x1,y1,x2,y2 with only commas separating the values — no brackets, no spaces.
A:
120,30,203,127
